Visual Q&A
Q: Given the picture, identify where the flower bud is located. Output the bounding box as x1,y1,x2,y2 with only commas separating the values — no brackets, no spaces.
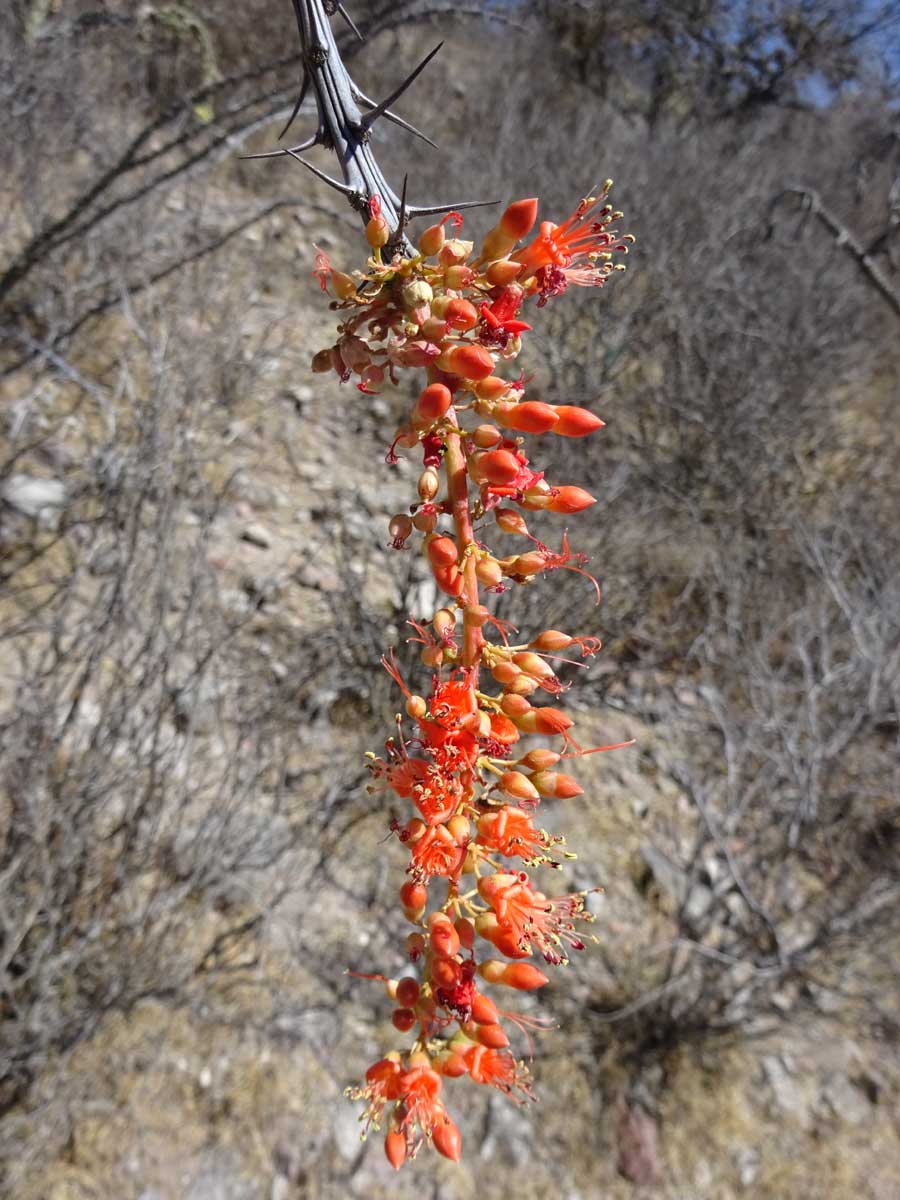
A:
532,706,574,736
475,557,503,587
434,1050,469,1077
426,535,459,569
419,223,445,256
366,214,390,248
508,551,546,576
392,1007,417,1032
385,1129,407,1170
499,770,541,803
495,400,559,434
505,674,539,697
500,693,532,718
412,508,438,533
455,916,475,950
401,279,433,311
445,264,474,289
443,297,479,331
388,513,414,548
474,375,510,401
418,467,440,502
470,992,500,1025
486,258,524,286
416,382,452,421
400,880,428,912
500,197,539,240
420,316,448,340
529,769,583,798
428,913,461,959
474,449,520,485
472,424,502,449
433,1115,462,1163
479,227,517,262
546,486,597,514
520,748,561,771
491,661,521,686
512,651,555,679
439,238,473,266
443,344,495,380
465,603,491,627
551,405,606,437
431,957,462,989
433,608,456,638
530,630,573,651
405,694,427,719
495,507,530,536
406,932,425,960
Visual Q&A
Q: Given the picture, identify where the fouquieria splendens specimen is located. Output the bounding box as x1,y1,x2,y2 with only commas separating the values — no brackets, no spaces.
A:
255,0,636,1169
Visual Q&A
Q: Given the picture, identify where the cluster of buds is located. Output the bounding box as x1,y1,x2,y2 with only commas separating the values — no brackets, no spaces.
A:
314,188,634,1167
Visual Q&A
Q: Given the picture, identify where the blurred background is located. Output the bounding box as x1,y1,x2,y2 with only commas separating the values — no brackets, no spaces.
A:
1,2,899,1197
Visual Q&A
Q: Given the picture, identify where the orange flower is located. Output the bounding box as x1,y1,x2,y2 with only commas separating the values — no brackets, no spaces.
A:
478,871,594,965
463,1045,535,1103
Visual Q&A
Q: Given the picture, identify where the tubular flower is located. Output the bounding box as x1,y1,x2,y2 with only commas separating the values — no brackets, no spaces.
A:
319,190,635,1167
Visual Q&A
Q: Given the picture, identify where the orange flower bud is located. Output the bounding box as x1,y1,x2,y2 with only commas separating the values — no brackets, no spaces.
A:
439,238,473,266
473,423,502,447
443,298,479,331
472,1021,509,1049
385,1128,407,1170
475,557,503,587
470,992,500,1025
418,223,445,257
508,551,545,576
455,916,475,950
427,535,459,569
474,375,510,401
446,814,470,844
428,913,461,959
529,769,583,798
500,197,539,240
366,214,390,248
416,382,453,421
529,629,573,651
495,400,560,434
485,258,524,286
479,227,517,262
495,507,530,536
520,748,561,771
498,962,550,990
512,651,555,679
499,770,541,803
405,694,427,719
500,693,532,718
420,316,448,340
433,608,456,638
445,344,495,380
445,264,475,289
420,644,444,667
491,661,521,686
505,674,539,697
465,603,491,627
551,405,606,437
533,706,574,736
433,563,464,598
476,449,521,485
546,486,596,514
433,1115,462,1163
434,1050,469,1077
489,712,520,744
400,880,427,910
431,957,462,990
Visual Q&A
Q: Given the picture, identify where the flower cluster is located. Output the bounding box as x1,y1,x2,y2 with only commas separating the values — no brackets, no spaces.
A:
313,187,634,1167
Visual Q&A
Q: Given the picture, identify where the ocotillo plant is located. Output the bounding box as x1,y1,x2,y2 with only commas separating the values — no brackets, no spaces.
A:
256,0,635,1168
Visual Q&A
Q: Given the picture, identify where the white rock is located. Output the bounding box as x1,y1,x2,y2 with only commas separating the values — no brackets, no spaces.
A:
2,473,67,523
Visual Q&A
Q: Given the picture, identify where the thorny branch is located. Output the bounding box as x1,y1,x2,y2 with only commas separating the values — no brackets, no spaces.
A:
248,0,496,252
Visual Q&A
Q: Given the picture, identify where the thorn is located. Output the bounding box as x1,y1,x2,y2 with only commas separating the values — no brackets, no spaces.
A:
285,148,356,196
351,85,438,149
395,174,410,242
360,43,443,132
334,2,363,40
241,133,320,161
278,71,311,141
407,199,501,219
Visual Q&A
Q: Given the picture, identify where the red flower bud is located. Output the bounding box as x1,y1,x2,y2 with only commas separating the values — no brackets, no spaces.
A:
495,400,560,434
433,1115,462,1163
470,992,500,1025
385,1129,407,1170
495,507,529,536
416,382,452,421
446,344,495,380
427,535,459,569
500,197,539,240
392,1007,417,1032
396,976,421,1008
546,486,597,514
444,298,479,331
476,449,521,485
551,405,605,437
